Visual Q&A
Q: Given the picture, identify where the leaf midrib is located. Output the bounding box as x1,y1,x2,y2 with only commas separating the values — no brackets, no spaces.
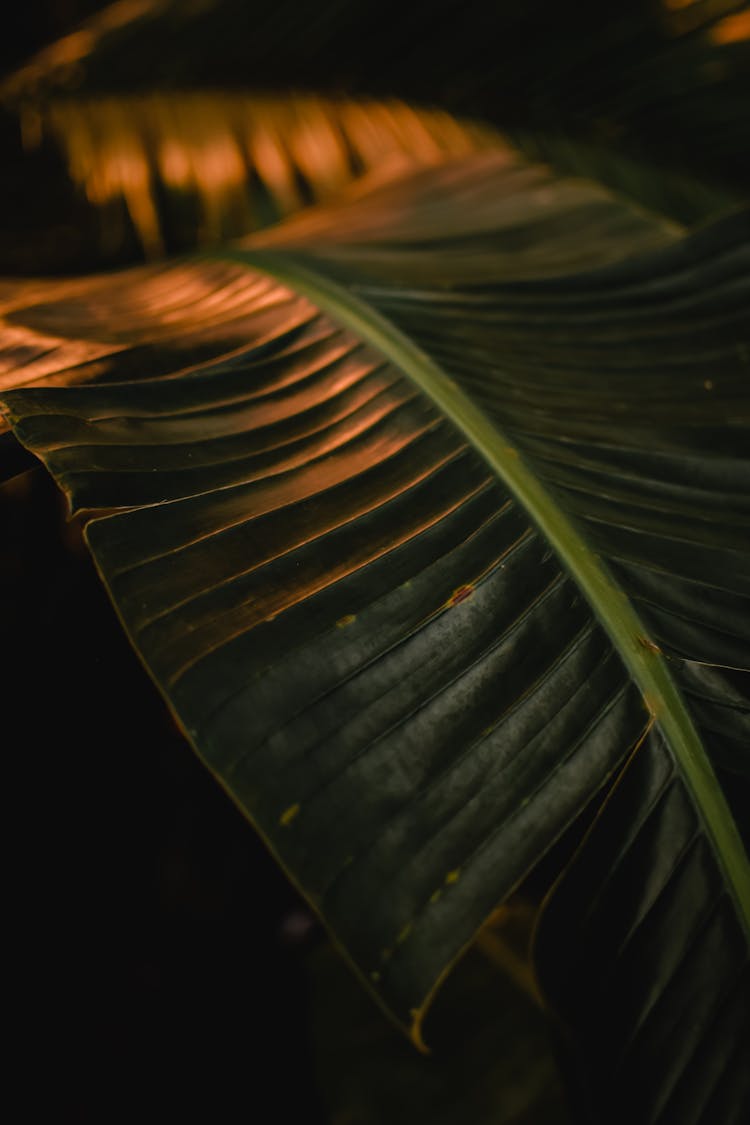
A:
223,246,750,940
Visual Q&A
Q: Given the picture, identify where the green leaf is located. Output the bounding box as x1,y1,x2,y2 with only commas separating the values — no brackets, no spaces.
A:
1,153,749,1120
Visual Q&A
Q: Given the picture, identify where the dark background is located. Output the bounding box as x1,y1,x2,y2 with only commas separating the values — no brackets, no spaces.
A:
5,448,326,1122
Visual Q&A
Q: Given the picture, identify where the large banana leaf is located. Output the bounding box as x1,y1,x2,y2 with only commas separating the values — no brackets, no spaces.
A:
2,154,749,1122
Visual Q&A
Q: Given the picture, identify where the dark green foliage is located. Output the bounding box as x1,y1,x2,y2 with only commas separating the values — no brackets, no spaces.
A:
2,153,748,1122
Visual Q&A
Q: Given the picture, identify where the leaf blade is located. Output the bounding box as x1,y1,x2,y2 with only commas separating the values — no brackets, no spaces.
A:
1,157,748,1113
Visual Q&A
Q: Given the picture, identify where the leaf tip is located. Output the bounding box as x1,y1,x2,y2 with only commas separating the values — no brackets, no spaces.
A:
409,1008,431,1056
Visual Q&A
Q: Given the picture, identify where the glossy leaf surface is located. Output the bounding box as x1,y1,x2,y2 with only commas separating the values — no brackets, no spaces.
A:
0,258,316,447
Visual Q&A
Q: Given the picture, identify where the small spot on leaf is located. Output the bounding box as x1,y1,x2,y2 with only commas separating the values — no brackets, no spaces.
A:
397,921,413,945
445,869,461,885
448,584,474,607
280,803,300,826
337,613,356,628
